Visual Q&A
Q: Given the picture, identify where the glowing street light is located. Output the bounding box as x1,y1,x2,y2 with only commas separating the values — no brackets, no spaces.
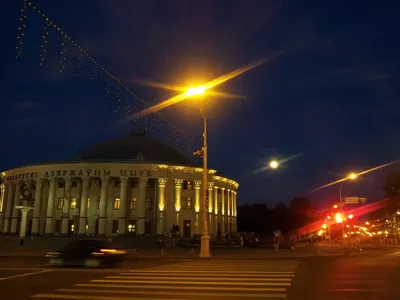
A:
269,160,279,169
186,86,205,96
347,172,358,180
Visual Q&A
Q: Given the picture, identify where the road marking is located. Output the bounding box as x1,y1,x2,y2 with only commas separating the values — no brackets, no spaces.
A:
55,288,286,298
0,269,52,281
129,269,294,274
329,288,385,292
0,267,47,271
75,283,286,292
120,272,295,277
107,275,292,281
91,279,291,286
31,266,294,299
32,295,192,300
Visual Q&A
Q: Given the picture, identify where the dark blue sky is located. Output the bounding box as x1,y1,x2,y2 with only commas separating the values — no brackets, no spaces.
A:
1,0,400,206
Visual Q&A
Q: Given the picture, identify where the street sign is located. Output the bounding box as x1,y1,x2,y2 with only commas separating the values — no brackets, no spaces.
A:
359,197,367,204
344,197,367,204
344,197,359,204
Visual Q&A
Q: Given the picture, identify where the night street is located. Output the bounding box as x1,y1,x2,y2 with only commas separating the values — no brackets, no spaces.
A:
0,250,399,299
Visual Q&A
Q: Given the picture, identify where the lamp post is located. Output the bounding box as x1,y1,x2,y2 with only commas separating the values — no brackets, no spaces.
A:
339,172,358,243
186,86,211,258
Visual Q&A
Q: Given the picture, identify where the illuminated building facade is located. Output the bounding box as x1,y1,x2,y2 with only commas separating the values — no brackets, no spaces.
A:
0,131,238,237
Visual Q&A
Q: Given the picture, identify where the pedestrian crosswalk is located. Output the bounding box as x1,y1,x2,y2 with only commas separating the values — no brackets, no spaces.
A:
30,262,296,299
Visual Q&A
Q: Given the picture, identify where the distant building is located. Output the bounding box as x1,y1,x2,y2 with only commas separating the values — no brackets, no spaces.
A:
0,131,238,237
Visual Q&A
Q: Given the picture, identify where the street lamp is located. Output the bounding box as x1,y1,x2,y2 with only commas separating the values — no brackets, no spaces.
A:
269,160,279,169
339,172,358,242
186,86,211,258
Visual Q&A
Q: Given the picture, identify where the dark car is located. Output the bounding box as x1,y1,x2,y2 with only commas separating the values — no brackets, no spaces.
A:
46,239,127,268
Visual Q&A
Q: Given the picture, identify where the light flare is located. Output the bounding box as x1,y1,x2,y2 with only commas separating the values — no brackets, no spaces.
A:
128,57,274,120
311,160,400,192
133,79,246,99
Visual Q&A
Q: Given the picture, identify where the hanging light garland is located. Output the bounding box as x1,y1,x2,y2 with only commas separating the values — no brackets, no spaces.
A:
39,21,50,66
20,1,194,158
104,80,110,98
75,54,83,77
15,1,28,59
59,38,68,72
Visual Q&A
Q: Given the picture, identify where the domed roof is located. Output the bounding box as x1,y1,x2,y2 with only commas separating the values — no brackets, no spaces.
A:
76,130,194,166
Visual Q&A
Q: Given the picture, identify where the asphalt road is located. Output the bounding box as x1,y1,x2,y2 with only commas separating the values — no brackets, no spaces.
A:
0,252,399,299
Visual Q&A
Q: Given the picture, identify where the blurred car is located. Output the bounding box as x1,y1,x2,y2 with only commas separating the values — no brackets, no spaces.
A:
46,239,127,268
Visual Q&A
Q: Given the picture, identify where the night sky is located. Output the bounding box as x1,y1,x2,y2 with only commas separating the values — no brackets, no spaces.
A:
1,0,400,206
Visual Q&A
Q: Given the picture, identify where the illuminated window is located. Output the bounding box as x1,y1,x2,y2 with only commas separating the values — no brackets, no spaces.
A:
113,198,121,210
128,224,136,232
57,198,63,210
182,180,193,190
145,198,152,210
130,197,137,210
181,197,192,210
70,198,77,209
87,198,90,209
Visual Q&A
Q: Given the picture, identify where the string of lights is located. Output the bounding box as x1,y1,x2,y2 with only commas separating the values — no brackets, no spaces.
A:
15,0,28,59
17,1,198,157
39,21,50,66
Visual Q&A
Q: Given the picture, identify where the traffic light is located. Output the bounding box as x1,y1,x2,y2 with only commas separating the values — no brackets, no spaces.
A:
335,212,343,223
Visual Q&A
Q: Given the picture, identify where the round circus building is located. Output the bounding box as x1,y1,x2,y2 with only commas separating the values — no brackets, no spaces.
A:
0,131,238,238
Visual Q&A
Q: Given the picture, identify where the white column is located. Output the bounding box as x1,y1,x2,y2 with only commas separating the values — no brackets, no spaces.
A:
221,188,225,234
45,178,56,234
0,183,5,233
78,177,90,235
61,178,72,235
208,182,214,235
118,176,128,235
31,179,43,235
18,207,33,238
233,191,237,232
174,179,183,227
0,183,5,213
137,177,148,235
10,181,21,234
98,176,109,235
227,189,232,232
214,186,219,234
194,180,201,234
156,178,167,235
3,183,14,233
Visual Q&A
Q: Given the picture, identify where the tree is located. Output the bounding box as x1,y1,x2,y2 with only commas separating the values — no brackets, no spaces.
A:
288,197,314,230
237,203,272,234
271,203,290,233
384,169,400,198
